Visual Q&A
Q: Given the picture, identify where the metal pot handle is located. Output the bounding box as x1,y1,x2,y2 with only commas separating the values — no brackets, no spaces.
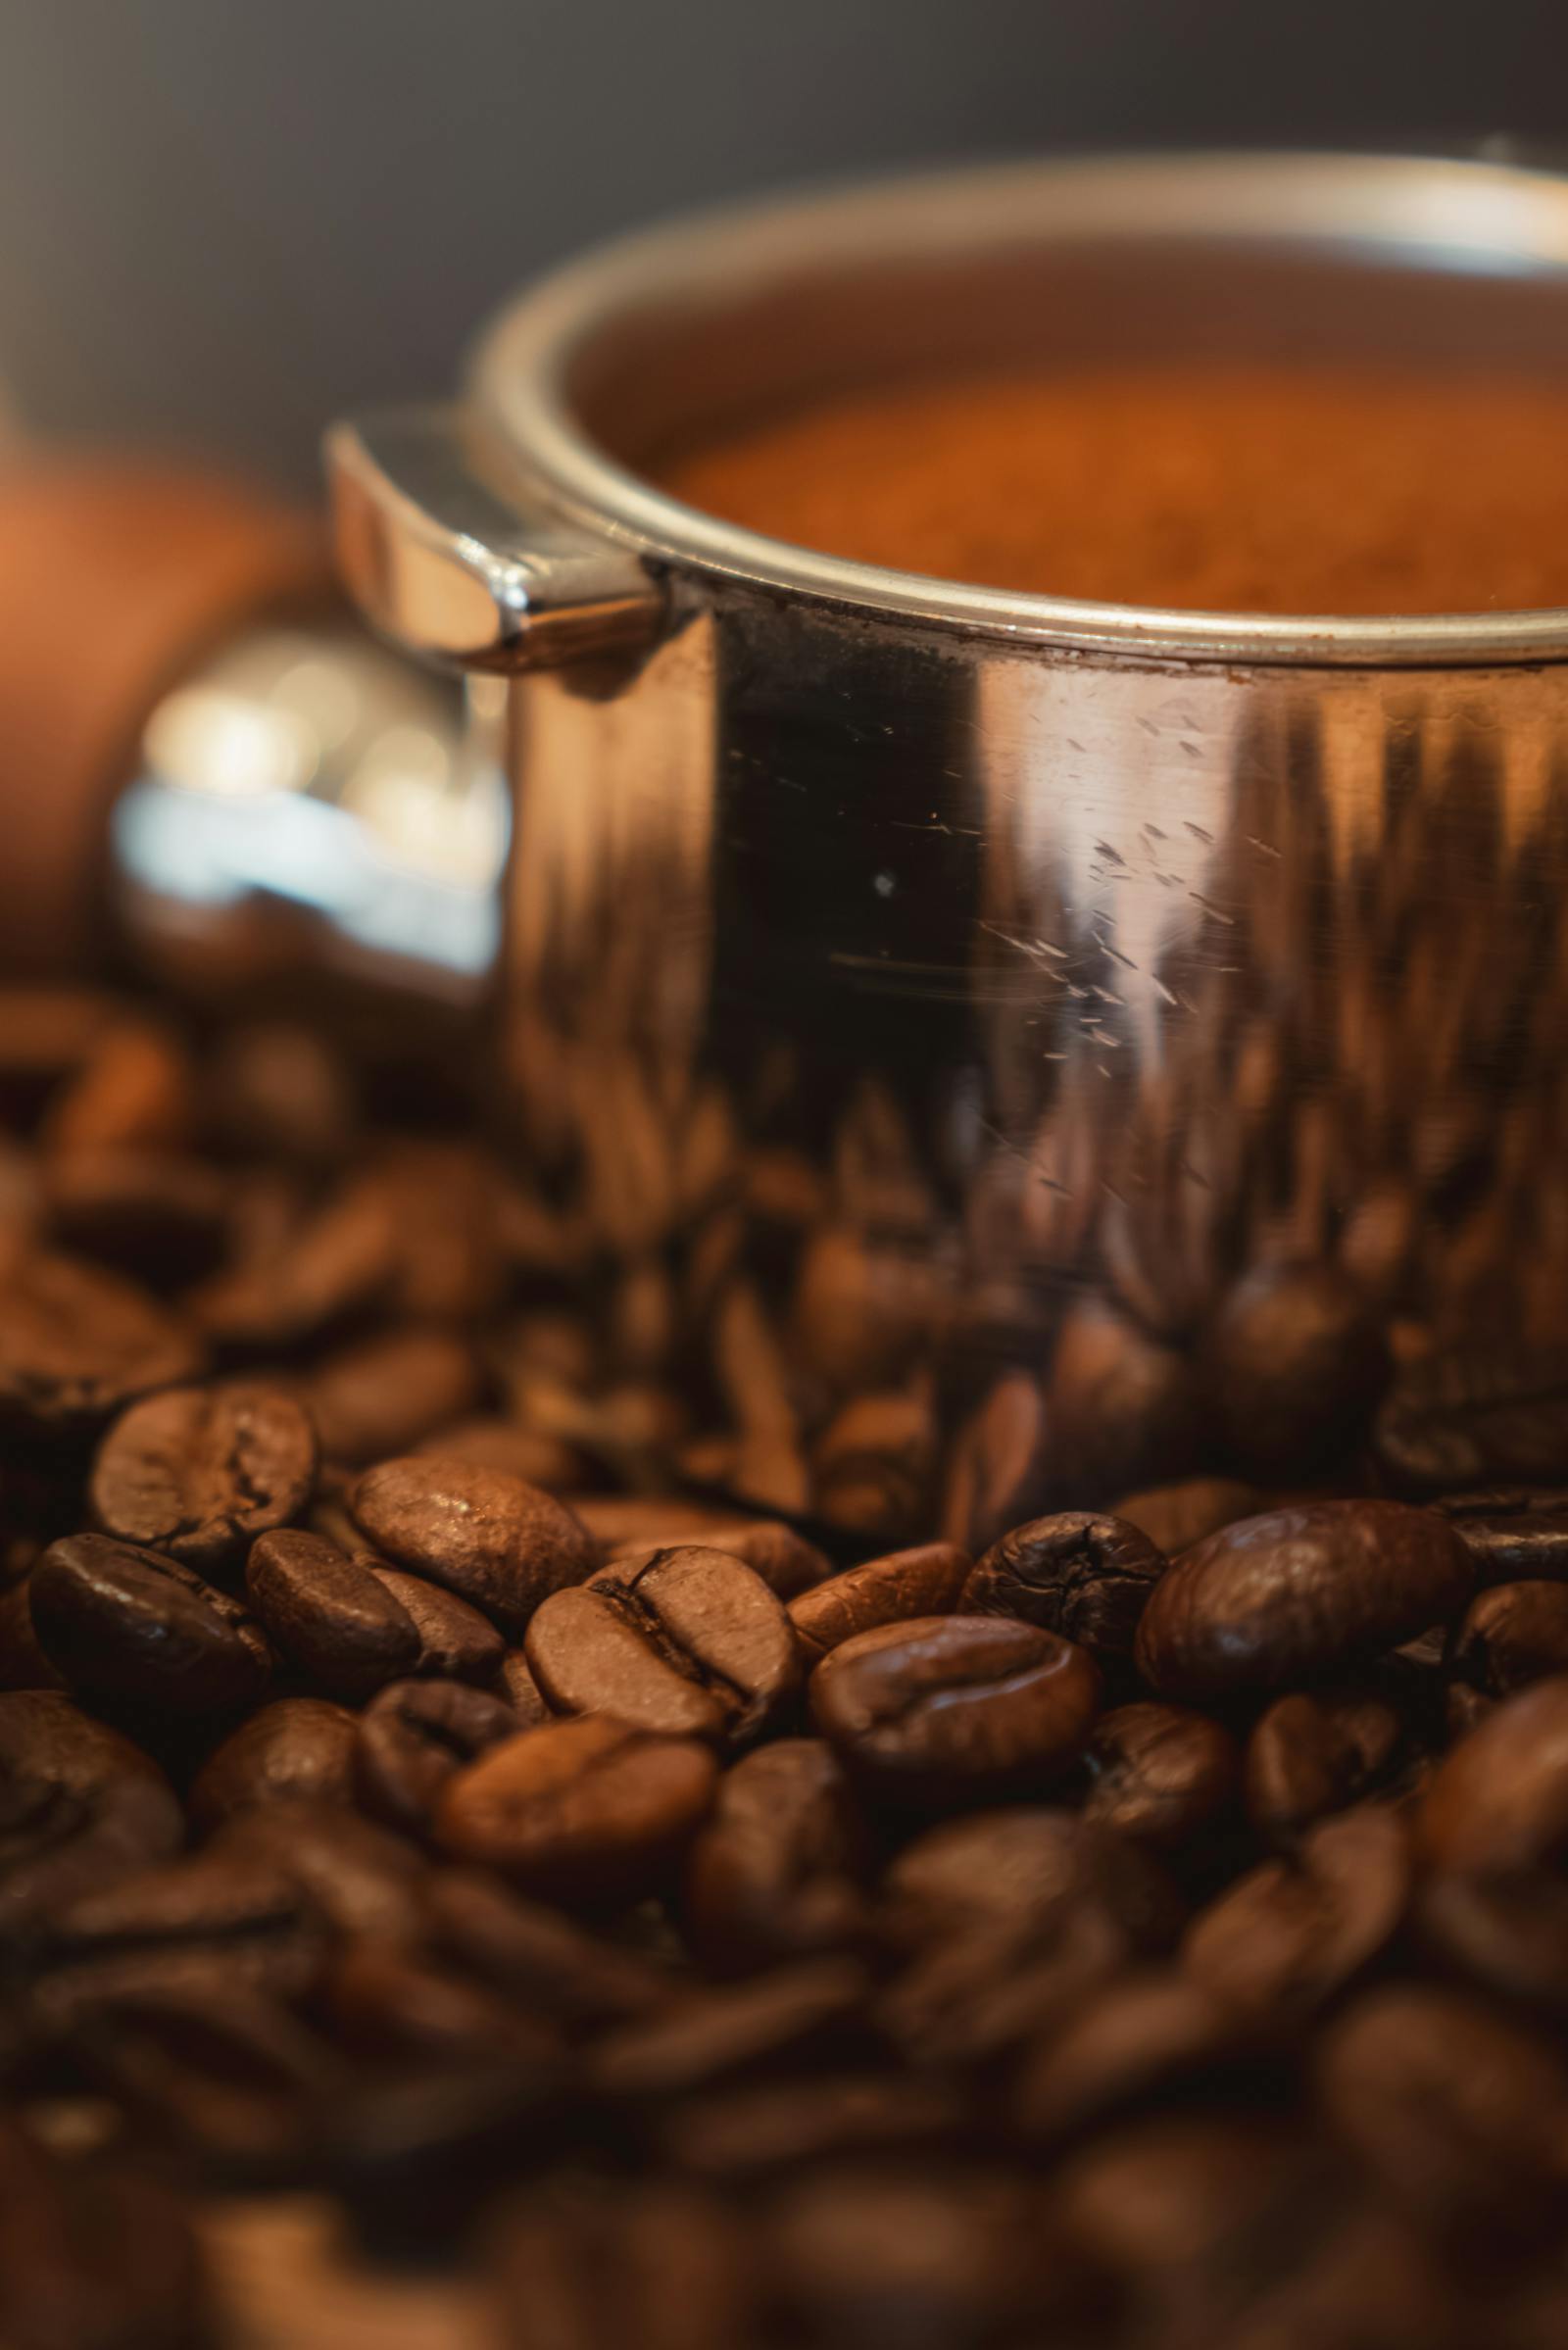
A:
324,404,665,672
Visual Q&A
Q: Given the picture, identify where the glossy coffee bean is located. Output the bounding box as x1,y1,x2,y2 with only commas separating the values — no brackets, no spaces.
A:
809,1614,1100,1805
1420,1675,1568,1871
1439,1493,1568,1584
587,1500,832,1601
350,1456,599,1636
0,1251,204,1433
961,1511,1165,1660
435,1715,718,1908
1244,1686,1411,1841
524,1544,799,1747
88,1380,317,1571
786,1542,970,1666
0,1689,183,1935
682,1738,869,1974
245,1529,420,1699
1135,1501,1472,1701
29,1533,270,1715
1183,1804,1411,2019
189,1696,360,1826
1083,1702,1239,1850
364,1562,505,1683
1446,1580,1568,1697
355,1678,518,1836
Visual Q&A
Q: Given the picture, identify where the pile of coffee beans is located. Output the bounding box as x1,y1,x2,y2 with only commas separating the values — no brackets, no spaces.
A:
10,987,1568,2347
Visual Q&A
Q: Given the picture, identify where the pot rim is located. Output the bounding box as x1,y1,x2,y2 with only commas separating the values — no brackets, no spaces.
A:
471,150,1568,669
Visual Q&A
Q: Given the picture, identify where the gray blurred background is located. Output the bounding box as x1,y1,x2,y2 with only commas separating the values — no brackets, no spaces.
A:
1,0,1563,485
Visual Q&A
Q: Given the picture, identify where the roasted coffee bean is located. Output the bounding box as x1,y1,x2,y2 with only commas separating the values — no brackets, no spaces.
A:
63,1979,339,2176
1183,1804,1411,2019
809,1615,1100,1805
1418,1866,1568,2019
351,1456,599,1636
1420,1675,1568,1870
0,2116,211,2350
213,1799,426,1943
659,2073,966,2180
579,1495,829,1596
810,1390,937,1541
355,1678,517,1837
1048,1298,1202,1502
1376,1343,1568,1492
0,1252,203,1432
488,2179,752,2350
29,1534,270,1716
1438,1494,1568,1584
192,1170,398,1349
524,1545,799,1747
188,1697,360,1827
89,1381,317,1570
761,2164,1037,2350
28,1847,326,2017
423,1867,671,2027
366,1564,505,1683
207,1018,357,1164
419,1415,591,1496
44,1149,230,1286
321,1937,560,2065
1108,1474,1261,1559
306,1326,485,1465
0,1575,65,1691
787,1542,970,1666
1135,1500,1472,1701
1083,1702,1239,1850
0,1689,183,1935
879,1806,1176,1955
44,1017,192,1155
1317,1984,1568,2241
961,1511,1165,1660
1013,1968,1261,2145
1244,1686,1412,1841
1447,1580,1568,1696
435,1715,718,1908
682,1738,869,1973
1202,1260,1389,1475
590,1956,870,2101
482,1660,545,1738
245,1530,419,1699
941,1371,1051,1552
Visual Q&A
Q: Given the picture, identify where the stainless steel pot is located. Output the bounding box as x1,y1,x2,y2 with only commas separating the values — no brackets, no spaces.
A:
326,152,1568,1548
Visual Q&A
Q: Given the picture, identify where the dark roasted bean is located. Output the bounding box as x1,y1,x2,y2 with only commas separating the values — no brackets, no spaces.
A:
1447,1580,1568,1697
1376,1343,1568,1492
366,1564,505,1683
1135,1500,1472,1700
355,1679,517,1836
27,1848,327,2018
1244,1685,1412,1841
0,1689,183,1935
423,1867,672,2026
351,1455,599,1635
212,1799,426,1943
961,1511,1165,1660
809,1615,1100,1805
1183,1804,1411,2019
88,1381,317,1570
524,1544,799,1747
306,1326,484,1465
1110,1475,1261,1556
29,1534,270,1716
1439,1494,1568,1584
1418,1866,1568,2019
1420,1675,1568,1870
435,1715,718,1908
322,1937,561,2065
879,1806,1176,1955
1317,1984,1568,2242
245,1530,419,1699
682,1738,869,1973
590,1956,870,2101
786,1542,970,1666
1013,1967,1261,2144
1084,1701,1239,1850
188,1697,360,1827
1202,1260,1389,1475
45,1149,230,1285
0,1253,204,1432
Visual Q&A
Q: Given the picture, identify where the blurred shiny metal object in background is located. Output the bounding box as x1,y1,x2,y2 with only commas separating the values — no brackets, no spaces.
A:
326,153,1568,1542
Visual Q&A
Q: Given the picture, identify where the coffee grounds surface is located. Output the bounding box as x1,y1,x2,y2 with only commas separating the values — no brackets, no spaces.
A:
660,363,1568,614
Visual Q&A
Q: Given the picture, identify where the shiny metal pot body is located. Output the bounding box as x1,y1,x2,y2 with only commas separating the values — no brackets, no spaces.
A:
328,153,1568,1547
